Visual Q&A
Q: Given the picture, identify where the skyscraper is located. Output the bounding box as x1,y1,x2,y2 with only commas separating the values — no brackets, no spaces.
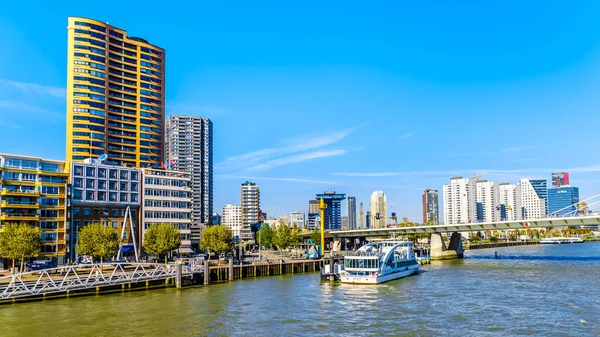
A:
443,177,477,225
347,196,357,229
241,181,260,227
422,189,439,225
476,181,501,223
307,199,319,230
519,178,548,219
499,183,522,221
315,191,346,230
165,115,213,225
370,191,387,228
552,172,570,188
66,17,165,168
548,186,580,216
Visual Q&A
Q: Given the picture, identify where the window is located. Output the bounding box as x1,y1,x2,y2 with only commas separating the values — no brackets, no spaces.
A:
98,180,107,189
93,209,100,216
112,209,119,217
120,170,128,180
86,179,95,189
85,167,95,177
109,192,117,202
86,191,95,201
109,169,118,179
112,220,119,228
109,181,118,190
102,220,109,227
120,182,128,191
120,193,128,202
98,191,106,201
73,208,81,216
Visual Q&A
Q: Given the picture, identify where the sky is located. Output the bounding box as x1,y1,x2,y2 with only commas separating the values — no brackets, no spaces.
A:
2,1,600,222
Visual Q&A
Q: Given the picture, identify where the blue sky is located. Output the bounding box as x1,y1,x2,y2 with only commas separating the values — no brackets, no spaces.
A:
2,1,600,221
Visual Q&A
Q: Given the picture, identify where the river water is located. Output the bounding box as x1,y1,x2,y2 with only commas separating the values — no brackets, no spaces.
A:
1,243,599,336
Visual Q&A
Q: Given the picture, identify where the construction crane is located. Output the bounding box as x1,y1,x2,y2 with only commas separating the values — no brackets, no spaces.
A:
474,172,487,181
359,202,364,229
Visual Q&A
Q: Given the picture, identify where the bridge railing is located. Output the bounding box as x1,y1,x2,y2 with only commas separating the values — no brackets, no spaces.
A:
0,262,188,300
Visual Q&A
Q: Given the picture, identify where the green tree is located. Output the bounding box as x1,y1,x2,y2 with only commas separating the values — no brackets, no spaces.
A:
273,224,292,252
200,225,234,265
77,223,120,264
143,224,182,263
310,226,321,246
257,224,273,248
0,223,41,273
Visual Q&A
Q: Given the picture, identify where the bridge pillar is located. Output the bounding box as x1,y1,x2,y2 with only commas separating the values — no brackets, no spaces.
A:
430,232,464,260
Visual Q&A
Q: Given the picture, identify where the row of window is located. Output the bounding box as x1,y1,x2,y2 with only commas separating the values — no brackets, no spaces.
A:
140,104,161,112
74,29,106,40
74,60,106,70
144,211,190,219
144,200,190,208
73,189,139,203
74,44,105,56
74,21,106,33
73,107,106,117
144,189,189,198
73,165,139,180
74,83,105,94
74,92,106,102
140,75,161,85
140,67,161,77
73,75,105,86
72,132,105,140
73,124,105,133
140,61,161,71
74,52,106,63
74,207,136,218
74,36,106,48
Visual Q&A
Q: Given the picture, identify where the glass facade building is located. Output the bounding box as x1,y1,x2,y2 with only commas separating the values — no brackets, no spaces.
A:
66,17,165,168
548,187,580,216
315,191,346,230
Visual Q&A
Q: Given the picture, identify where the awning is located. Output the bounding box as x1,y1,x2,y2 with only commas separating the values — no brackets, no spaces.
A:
121,246,134,252
178,248,193,254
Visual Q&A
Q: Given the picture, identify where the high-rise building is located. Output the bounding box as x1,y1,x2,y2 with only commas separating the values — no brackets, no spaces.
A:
241,181,260,227
212,213,221,225
315,191,346,230
548,186,580,216
165,115,213,226
66,17,165,168
307,199,319,230
370,191,387,228
70,161,141,262
290,210,305,228
347,196,357,229
552,172,570,188
476,181,501,223
519,178,548,219
499,183,522,221
222,204,242,239
141,169,192,253
0,154,69,265
365,211,371,228
443,177,477,225
422,189,439,225
341,216,349,229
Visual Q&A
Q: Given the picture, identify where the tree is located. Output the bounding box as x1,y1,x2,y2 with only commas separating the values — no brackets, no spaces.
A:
0,223,41,273
200,225,234,265
309,226,321,245
273,224,293,252
143,224,182,263
77,223,120,264
257,224,273,248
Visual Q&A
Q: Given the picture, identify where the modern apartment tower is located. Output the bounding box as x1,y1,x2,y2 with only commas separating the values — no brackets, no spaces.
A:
347,196,357,230
370,191,387,229
475,181,501,223
443,177,477,225
315,191,346,230
519,178,548,219
499,183,522,221
241,181,260,227
222,204,242,240
422,189,439,225
548,186,580,216
552,172,570,188
307,199,319,230
66,17,165,168
165,115,213,226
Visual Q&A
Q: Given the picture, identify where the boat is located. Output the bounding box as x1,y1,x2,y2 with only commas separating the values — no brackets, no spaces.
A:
540,237,584,244
340,241,421,284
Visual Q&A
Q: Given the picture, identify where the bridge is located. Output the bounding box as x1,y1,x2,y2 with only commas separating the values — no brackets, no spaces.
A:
313,215,600,260
0,262,205,301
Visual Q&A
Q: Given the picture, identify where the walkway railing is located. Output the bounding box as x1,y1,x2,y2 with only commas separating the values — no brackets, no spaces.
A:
0,262,202,300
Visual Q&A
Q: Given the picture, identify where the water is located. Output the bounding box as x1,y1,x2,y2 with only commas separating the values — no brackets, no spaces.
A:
1,243,599,336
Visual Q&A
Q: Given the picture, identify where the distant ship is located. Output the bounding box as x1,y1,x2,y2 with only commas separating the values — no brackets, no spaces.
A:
540,237,584,244
340,241,420,284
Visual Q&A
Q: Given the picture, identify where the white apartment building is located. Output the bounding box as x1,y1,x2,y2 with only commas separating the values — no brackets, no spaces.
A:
290,210,305,228
370,191,387,229
476,181,501,223
241,181,260,227
443,177,477,225
519,178,548,219
222,204,242,239
499,183,522,221
142,169,192,254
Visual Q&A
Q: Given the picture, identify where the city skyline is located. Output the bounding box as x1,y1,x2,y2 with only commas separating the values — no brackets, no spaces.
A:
3,3,600,221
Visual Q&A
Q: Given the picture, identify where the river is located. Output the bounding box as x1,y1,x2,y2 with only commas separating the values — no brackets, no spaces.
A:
1,243,599,336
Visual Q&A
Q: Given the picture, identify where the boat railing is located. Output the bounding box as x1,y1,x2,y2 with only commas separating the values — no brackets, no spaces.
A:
345,252,385,257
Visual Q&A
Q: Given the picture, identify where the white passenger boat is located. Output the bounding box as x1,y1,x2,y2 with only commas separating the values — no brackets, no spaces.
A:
340,241,421,284
540,237,584,244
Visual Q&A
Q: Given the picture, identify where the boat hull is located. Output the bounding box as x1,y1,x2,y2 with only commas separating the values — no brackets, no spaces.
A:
340,265,420,285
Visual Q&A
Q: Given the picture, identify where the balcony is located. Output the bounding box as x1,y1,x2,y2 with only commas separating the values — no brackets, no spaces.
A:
1,189,40,197
0,214,40,221
0,201,39,209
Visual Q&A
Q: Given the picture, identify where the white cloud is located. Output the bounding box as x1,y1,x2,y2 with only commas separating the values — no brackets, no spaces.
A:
249,149,347,171
398,132,415,140
0,119,22,129
0,100,60,118
0,79,66,98
215,174,344,185
218,126,359,171
501,145,545,152
332,165,600,177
